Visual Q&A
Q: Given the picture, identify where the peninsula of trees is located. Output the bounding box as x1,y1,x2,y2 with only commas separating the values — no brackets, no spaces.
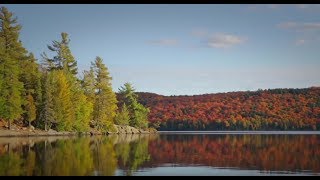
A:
0,6,150,134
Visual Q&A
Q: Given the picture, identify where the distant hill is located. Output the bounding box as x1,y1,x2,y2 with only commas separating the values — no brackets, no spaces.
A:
133,87,320,130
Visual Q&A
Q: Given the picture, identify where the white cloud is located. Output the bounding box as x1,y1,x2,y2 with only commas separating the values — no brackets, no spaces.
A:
148,39,179,46
207,33,245,48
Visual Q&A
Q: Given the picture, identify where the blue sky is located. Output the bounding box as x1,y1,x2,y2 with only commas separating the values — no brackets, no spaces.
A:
3,4,320,95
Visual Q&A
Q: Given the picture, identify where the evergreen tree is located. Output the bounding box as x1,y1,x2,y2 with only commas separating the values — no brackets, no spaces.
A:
82,68,96,103
43,32,78,76
51,70,74,131
114,103,130,126
92,57,117,131
20,53,42,127
118,83,149,129
73,91,93,132
0,6,25,129
40,70,55,131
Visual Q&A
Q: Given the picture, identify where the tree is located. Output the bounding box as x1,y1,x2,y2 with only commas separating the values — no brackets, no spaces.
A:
92,56,117,131
115,103,130,126
0,6,25,129
73,87,93,132
40,70,55,131
20,53,42,127
118,83,149,129
82,68,96,104
43,32,78,76
51,70,74,131
25,93,36,128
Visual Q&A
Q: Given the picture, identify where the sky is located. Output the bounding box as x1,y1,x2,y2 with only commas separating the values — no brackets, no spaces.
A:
2,4,320,96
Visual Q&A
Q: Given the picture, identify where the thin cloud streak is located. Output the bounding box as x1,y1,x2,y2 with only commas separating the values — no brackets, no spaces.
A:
148,39,179,46
206,33,246,48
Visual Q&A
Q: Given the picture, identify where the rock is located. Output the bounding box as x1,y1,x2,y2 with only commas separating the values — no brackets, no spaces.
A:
47,129,57,135
30,125,35,131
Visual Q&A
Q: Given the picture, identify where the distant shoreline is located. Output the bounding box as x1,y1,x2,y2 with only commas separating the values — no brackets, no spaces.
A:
158,131,320,134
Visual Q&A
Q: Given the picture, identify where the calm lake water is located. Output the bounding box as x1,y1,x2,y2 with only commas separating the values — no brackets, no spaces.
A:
0,132,319,176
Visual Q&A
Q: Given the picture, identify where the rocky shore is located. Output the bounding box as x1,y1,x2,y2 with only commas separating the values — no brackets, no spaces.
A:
0,122,157,137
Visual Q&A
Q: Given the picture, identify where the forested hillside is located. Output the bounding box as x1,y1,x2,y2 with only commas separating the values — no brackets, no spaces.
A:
137,87,320,130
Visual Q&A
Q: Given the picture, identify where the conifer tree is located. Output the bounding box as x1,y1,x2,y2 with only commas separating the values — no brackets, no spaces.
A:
118,83,149,129
51,70,74,131
44,32,78,76
92,57,118,131
0,7,24,129
114,103,130,126
40,70,55,131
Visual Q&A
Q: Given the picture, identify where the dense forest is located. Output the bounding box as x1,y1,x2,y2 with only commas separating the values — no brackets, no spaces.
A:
137,87,320,130
0,6,149,133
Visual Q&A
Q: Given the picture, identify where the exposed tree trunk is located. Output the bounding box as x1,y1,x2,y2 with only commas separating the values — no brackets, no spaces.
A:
8,120,11,130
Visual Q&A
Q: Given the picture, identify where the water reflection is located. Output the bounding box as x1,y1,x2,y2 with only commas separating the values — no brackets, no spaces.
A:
147,134,320,175
0,133,319,176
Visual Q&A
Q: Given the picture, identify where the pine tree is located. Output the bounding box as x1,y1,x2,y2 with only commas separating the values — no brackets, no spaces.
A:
82,68,96,103
92,56,117,131
118,83,149,129
44,32,78,76
40,70,55,131
51,70,74,131
114,103,130,126
0,6,25,129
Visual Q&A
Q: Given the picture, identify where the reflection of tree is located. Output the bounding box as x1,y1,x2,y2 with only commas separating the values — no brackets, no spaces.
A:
148,134,320,173
114,134,152,176
34,138,94,175
0,134,319,175
92,137,117,176
0,148,22,175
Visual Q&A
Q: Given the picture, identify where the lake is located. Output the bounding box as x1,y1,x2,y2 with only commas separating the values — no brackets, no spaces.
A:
0,132,319,176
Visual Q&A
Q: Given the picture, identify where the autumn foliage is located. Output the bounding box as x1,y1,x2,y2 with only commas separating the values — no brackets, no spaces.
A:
137,87,320,130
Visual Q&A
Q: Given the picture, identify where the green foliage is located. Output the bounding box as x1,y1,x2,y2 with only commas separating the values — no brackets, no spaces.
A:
40,71,55,131
25,93,36,127
0,6,25,128
73,90,93,132
51,70,74,131
92,57,118,131
43,32,78,76
82,68,95,103
115,103,130,126
118,83,149,129
20,53,42,126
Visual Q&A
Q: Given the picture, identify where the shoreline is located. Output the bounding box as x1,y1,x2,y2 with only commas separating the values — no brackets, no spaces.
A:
0,124,157,137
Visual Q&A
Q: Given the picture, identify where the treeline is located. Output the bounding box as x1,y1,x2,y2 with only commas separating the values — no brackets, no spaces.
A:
0,7,149,132
138,87,320,130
